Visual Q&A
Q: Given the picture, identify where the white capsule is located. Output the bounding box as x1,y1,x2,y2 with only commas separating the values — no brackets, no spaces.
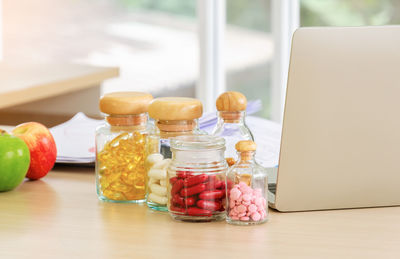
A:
160,179,166,187
150,183,167,196
148,177,158,186
152,159,172,170
148,193,168,205
146,153,164,165
148,168,166,180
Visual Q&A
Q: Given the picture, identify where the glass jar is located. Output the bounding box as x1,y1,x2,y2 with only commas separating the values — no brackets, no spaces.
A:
96,92,153,203
146,97,204,211
212,91,254,167
226,140,268,225
167,135,228,222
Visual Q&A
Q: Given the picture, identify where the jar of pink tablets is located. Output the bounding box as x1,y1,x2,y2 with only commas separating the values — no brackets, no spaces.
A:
226,140,268,225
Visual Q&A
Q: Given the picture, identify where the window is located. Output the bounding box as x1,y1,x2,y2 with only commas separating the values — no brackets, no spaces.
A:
301,0,400,27
1,0,298,121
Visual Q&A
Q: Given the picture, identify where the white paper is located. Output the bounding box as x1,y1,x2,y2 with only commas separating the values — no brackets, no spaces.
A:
50,112,102,163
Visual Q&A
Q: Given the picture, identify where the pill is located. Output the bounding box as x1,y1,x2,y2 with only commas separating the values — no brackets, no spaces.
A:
248,204,257,213
197,200,221,211
185,197,196,206
171,179,184,195
183,174,209,187
230,216,239,220
148,193,168,205
242,201,251,206
240,216,250,221
242,194,251,201
177,171,194,179
205,179,224,190
187,207,212,217
148,177,158,186
170,205,186,214
146,153,164,165
160,179,166,187
238,212,246,218
169,176,178,185
241,187,252,195
180,183,206,197
199,190,225,200
237,204,247,213
148,168,166,180
251,212,261,221
254,197,263,207
230,188,241,200
229,200,235,208
153,159,171,170
172,194,185,206
239,182,248,188
150,184,167,196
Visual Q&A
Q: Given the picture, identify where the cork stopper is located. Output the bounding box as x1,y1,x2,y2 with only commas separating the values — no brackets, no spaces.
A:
235,140,256,161
99,92,153,115
235,140,257,152
216,91,247,112
148,97,203,121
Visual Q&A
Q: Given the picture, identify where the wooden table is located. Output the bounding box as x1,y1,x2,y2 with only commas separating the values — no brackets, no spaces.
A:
1,166,400,258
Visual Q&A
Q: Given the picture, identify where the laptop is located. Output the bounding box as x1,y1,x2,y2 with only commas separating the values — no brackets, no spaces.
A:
269,26,400,212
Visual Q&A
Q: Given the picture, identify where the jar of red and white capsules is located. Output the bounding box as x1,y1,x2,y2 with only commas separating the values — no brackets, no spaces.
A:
167,135,228,222
226,140,268,225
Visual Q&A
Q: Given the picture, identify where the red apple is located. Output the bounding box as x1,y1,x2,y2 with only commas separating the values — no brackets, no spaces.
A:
12,122,57,180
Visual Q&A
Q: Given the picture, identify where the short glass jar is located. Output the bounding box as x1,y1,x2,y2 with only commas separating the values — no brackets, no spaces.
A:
226,140,268,225
96,92,153,203
167,135,228,222
145,97,204,211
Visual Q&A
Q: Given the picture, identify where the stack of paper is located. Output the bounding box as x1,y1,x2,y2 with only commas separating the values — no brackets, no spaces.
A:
51,100,282,167
50,113,102,164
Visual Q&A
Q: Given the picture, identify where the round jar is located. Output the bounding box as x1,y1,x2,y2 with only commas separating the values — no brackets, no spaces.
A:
96,91,153,203
145,97,204,211
212,91,254,167
226,141,268,225
167,135,228,222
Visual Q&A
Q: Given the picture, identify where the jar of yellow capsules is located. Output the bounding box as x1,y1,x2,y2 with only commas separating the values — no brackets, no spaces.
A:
95,92,153,203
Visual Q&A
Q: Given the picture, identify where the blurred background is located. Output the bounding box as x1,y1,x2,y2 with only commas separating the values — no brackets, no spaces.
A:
2,0,400,119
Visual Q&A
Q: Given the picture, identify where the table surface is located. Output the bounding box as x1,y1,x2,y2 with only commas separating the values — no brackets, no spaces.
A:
0,63,119,109
1,166,400,258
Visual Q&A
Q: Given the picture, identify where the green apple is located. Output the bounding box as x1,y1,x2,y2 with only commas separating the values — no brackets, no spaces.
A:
0,129,30,192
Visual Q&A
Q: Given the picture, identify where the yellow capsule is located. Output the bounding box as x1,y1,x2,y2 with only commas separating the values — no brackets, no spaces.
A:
97,131,147,201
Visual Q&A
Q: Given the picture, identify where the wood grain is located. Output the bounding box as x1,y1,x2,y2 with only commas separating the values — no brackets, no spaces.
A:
1,165,400,258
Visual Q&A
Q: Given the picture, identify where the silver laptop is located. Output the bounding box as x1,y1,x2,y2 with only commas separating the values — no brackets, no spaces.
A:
269,26,400,212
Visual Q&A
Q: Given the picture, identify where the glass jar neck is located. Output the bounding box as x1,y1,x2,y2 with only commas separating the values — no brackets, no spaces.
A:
106,113,147,130
236,151,256,164
156,119,197,138
217,111,245,124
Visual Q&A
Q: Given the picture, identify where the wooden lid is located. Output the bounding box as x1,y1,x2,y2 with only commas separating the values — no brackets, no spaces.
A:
216,91,247,112
235,140,257,152
148,97,203,120
99,92,153,115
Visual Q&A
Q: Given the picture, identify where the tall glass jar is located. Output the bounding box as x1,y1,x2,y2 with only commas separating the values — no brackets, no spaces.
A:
146,97,203,211
212,91,254,167
96,92,153,203
226,140,268,225
167,135,228,222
